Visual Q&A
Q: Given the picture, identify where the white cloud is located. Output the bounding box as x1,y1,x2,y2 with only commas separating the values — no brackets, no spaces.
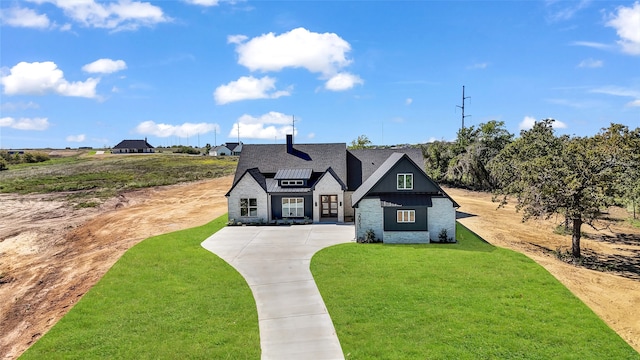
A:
307,132,316,139
606,2,640,55
405,98,413,105
590,86,640,98
570,41,613,50
324,72,363,91
0,7,50,28
82,59,127,74
229,111,296,139
183,0,220,6
545,0,590,22
229,27,362,91
590,85,640,107
213,76,290,104
467,62,488,70
1,61,99,98
227,34,248,44
0,117,50,131
32,0,169,31
577,58,603,68
233,27,352,74
519,116,567,130
1,101,40,111
135,120,220,138
66,134,86,142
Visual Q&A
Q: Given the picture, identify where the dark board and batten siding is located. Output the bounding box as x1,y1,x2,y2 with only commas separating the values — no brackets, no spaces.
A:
270,194,313,219
369,158,440,194
383,207,428,231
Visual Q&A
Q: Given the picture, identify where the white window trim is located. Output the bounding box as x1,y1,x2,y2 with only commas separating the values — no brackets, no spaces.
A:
282,197,304,217
397,209,415,223
397,173,414,190
240,198,258,217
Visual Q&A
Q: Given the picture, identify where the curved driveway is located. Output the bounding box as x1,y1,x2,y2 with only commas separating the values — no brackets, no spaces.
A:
201,224,354,360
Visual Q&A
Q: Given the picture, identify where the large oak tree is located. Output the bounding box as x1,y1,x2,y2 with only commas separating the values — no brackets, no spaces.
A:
489,120,639,258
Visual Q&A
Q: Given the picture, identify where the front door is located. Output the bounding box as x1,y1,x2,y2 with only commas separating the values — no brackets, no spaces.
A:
320,195,338,218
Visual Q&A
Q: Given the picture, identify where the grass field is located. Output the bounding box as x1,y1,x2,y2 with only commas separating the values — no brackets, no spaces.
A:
20,214,261,360
312,224,639,359
0,152,237,206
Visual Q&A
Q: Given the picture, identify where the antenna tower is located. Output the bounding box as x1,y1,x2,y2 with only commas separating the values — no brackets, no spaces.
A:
456,85,471,130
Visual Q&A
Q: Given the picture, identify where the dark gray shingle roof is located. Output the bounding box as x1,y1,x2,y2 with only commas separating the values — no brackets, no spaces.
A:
233,143,347,186
113,139,154,149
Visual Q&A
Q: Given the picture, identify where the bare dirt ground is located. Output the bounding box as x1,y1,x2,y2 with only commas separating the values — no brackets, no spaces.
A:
0,179,638,358
0,176,233,359
445,187,640,353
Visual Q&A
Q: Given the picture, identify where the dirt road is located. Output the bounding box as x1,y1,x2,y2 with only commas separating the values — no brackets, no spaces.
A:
1,178,638,358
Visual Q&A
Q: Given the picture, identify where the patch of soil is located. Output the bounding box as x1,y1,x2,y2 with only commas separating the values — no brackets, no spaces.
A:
0,176,233,359
445,187,640,353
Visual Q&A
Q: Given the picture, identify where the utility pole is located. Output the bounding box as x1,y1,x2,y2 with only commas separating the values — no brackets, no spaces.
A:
456,85,471,130
237,122,240,144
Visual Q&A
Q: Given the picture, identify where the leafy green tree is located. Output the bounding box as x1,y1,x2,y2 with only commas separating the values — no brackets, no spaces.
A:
446,120,513,190
489,120,638,258
423,140,455,182
348,135,372,149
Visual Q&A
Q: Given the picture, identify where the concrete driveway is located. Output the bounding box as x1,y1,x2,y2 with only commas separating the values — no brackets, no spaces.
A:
201,224,354,360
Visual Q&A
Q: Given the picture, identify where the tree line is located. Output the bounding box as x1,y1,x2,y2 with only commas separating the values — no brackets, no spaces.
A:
422,119,640,258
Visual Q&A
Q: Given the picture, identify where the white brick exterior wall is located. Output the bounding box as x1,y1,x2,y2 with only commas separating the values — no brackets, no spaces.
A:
383,231,430,244
227,175,269,222
355,198,383,241
312,174,344,222
427,197,456,242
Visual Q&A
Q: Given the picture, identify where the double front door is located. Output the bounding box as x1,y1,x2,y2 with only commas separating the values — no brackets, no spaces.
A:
320,195,338,218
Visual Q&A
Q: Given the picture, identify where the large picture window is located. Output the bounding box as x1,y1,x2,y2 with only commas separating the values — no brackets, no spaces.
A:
240,198,257,217
397,173,413,190
397,210,415,223
282,198,304,217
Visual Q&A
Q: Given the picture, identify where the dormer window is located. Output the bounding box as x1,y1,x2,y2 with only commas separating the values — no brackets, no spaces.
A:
397,173,413,190
281,180,304,186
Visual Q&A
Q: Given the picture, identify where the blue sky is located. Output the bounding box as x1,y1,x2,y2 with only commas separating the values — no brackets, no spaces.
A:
1,0,639,149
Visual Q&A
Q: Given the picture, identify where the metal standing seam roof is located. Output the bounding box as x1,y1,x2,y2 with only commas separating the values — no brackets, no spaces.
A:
274,168,313,180
266,179,312,193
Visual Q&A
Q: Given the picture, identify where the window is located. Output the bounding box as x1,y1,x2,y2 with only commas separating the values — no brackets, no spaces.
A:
281,180,304,186
282,198,304,217
397,173,413,190
240,198,257,217
397,210,415,223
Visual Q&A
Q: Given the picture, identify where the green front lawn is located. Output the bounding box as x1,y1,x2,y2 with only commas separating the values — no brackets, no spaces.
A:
312,223,639,359
21,215,260,359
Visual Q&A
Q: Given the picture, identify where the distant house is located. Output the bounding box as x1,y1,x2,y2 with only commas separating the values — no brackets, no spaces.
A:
226,135,459,243
112,139,155,154
210,142,242,156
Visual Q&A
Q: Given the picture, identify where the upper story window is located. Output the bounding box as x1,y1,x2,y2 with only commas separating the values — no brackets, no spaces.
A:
281,180,304,186
397,173,413,190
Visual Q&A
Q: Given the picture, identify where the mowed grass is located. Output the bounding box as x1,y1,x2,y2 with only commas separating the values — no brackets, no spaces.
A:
21,215,260,359
0,153,237,205
312,223,639,359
